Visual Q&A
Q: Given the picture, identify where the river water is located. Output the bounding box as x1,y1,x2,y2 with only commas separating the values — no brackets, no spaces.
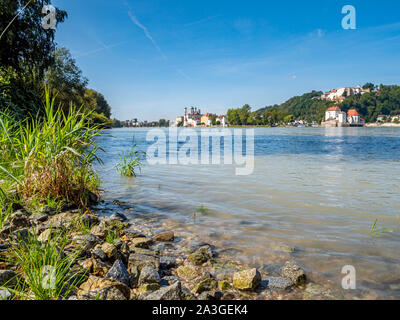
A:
95,127,400,299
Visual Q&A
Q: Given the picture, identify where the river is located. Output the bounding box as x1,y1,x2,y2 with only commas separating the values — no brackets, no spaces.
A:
95,127,400,299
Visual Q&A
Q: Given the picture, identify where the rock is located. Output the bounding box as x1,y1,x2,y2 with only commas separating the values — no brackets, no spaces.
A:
192,278,218,294
154,231,174,242
101,242,118,260
41,206,57,216
187,246,213,266
124,229,146,239
73,234,101,251
87,191,99,205
90,224,108,239
105,260,130,287
12,228,31,241
129,266,139,288
263,277,294,290
109,212,128,222
129,237,153,249
138,283,161,295
218,280,232,291
81,214,99,228
37,229,54,242
221,291,237,300
0,225,14,239
281,261,306,285
233,268,261,290
30,213,48,223
78,275,130,300
176,265,199,280
128,253,160,272
0,289,12,300
161,276,179,286
92,248,107,261
198,291,223,300
61,202,77,212
140,281,182,300
138,266,160,286
10,210,30,228
160,256,176,269
0,270,19,287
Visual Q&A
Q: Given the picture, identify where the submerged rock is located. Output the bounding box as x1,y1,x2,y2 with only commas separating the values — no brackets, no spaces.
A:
187,246,213,266
233,268,261,290
263,277,294,290
154,231,174,242
281,261,306,285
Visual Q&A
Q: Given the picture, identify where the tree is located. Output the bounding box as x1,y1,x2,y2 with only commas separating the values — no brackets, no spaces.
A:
362,82,375,91
238,104,251,125
81,89,112,118
0,0,67,79
45,48,88,110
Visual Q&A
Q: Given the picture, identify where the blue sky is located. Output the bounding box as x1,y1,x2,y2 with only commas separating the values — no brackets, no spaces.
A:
52,0,400,121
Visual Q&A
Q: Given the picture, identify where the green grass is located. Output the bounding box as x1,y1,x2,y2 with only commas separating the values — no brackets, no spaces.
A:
8,229,86,300
105,229,120,244
0,87,103,208
116,138,145,177
370,219,394,237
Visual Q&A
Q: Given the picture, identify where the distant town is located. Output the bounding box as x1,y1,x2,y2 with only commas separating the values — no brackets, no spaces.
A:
112,84,400,128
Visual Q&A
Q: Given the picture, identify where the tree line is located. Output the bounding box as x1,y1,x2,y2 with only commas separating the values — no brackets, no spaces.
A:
0,0,112,126
227,84,400,125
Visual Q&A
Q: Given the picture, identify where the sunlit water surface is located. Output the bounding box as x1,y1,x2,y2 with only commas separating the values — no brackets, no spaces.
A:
94,127,400,299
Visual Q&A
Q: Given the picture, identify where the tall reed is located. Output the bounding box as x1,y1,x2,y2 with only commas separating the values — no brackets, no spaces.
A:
0,88,103,207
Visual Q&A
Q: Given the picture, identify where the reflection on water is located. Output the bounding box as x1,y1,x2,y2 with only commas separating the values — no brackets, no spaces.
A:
95,127,400,299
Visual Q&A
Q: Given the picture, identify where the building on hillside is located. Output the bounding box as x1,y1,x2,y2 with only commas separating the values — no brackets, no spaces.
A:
322,106,364,127
320,85,371,102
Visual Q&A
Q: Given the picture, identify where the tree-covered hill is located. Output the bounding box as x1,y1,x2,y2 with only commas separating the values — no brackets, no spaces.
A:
227,84,400,125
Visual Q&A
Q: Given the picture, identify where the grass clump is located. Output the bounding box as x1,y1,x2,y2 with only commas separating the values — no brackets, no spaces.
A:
8,230,86,300
370,219,394,237
116,138,145,177
0,88,103,208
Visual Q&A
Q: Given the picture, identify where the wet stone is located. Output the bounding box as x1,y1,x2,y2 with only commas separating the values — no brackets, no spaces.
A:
281,261,306,285
233,268,261,291
262,277,294,290
105,259,131,287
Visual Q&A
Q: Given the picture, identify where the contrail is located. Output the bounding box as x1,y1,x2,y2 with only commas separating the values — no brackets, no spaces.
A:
128,11,167,60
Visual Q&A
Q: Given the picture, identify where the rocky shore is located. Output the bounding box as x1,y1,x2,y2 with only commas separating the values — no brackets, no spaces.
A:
0,199,322,301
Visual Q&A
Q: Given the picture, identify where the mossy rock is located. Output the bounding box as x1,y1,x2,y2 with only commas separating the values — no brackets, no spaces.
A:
187,246,213,266
138,283,161,295
192,278,218,294
218,280,232,291
176,265,199,280
233,268,261,291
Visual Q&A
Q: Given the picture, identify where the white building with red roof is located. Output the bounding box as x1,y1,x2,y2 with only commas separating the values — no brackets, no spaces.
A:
323,106,364,127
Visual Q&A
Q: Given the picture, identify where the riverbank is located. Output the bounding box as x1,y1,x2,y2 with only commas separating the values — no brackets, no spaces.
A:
1,196,341,300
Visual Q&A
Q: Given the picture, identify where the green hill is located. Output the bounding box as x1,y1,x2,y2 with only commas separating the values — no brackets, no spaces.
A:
227,84,400,125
